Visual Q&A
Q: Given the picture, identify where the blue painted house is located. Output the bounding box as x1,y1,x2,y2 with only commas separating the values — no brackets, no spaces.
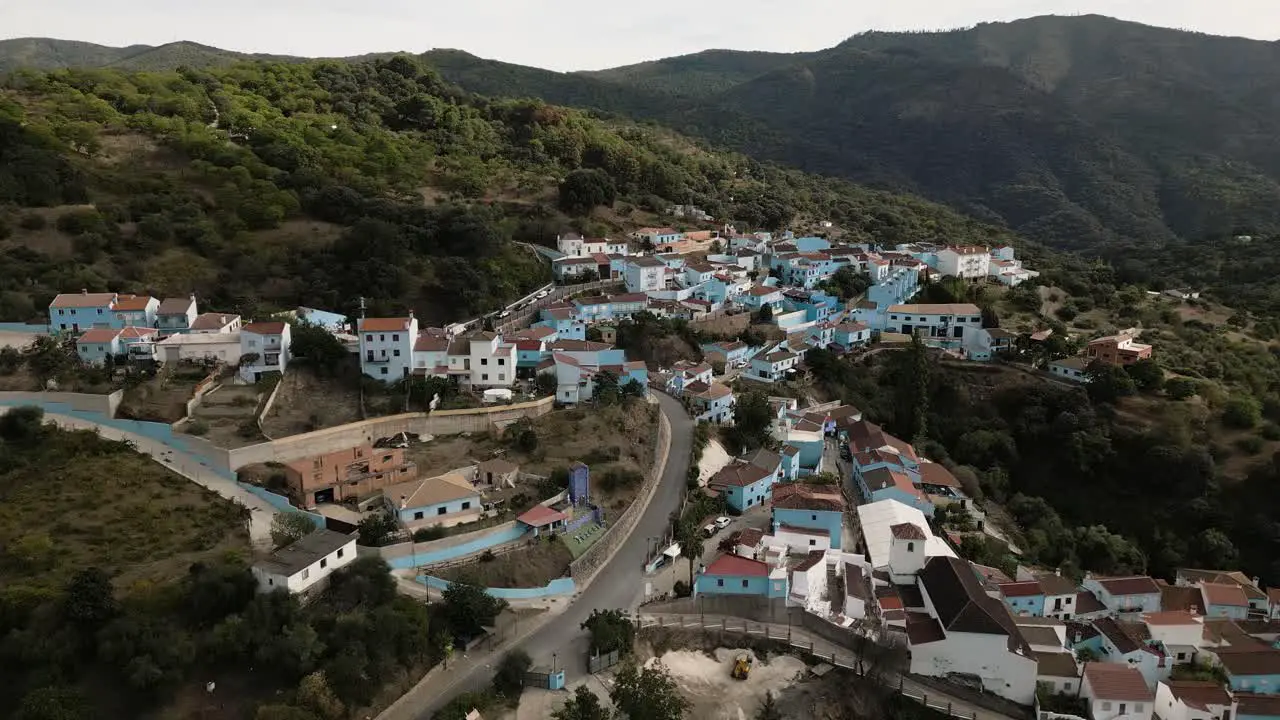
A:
1239,692,1280,720
833,322,872,349
534,307,586,341
707,461,774,512
793,236,832,253
695,554,786,598
780,446,801,481
770,482,846,549
1220,649,1280,694
75,327,124,364
860,466,934,517
782,289,840,323
1200,582,1251,620
998,581,1047,617
702,340,750,368
50,291,159,335
385,472,483,530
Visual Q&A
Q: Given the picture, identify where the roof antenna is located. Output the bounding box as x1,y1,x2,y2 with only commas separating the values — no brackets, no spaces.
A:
358,296,367,319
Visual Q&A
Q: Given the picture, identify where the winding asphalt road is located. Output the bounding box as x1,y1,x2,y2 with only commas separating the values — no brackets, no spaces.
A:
412,392,694,718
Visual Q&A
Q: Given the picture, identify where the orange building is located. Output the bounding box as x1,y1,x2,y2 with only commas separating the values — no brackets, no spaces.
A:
284,444,417,509
1086,332,1153,367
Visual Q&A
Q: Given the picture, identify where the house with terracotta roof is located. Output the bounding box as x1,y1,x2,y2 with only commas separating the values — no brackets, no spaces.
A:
1216,647,1280,694
737,283,784,312
1092,615,1173,688
1084,574,1164,616
383,472,482,530
771,482,846,549
861,466,934,517
1000,581,1047,617
358,315,418,380
906,556,1038,704
1081,662,1155,720
1155,680,1237,720
50,290,121,334
1177,569,1270,618
623,256,667,293
1035,649,1081,695
934,246,991,280
1087,332,1154,367
1238,692,1280,719
189,312,241,334
516,504,568,537
700,339,752,368
156,295,199,333
694,553,787,599
1142,611,1206,665
747,350,800,383
238,321,292,382
683,380,735,424
1201,582,1252,621
75,327,125,365
707,461,775,513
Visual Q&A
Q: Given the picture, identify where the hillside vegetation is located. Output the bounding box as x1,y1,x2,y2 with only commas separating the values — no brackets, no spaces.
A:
0,54,1021,324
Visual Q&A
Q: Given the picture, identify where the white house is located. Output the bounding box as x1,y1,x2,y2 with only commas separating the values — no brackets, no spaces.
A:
906,555,1039,705
936,246,991,280
456,331,516,388
238,321,292,382
1154,680,1237,720
1081,663,1155,720
190,313,242,334
883,303,983,342
1049,357,1091,383
624,256,667,293
1143,611,1205,665
557,233,628,258
157,332,242,365
1035,650,1081,695
844,562,871,619
855,499,956,576
358,315,419,381
748,351,800,382
251,529,356,595
788,551,829,613
632,227,684,247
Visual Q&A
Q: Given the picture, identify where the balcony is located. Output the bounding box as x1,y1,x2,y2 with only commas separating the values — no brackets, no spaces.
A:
365,354,390,364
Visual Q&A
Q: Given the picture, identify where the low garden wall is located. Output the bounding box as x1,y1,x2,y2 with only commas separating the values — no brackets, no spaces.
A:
225,395,555,469
381,523,531,569
416,574,576,599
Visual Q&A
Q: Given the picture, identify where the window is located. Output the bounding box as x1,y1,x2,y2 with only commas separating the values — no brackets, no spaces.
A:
437,507,447,515
380,367,388,375
366,334,373,341
97,309,103,314
393,349,401,357
337,548,344,558
482,373,489,381
498,358,505,365
907,542,914,552
380,334,385,341
717,579,724,587
392,334,399,341
498,374,505,381
1063,682,1071,691
1101,702,1111,711
302,569,310,580
414,511,424,520
741,580,749,588
268,578,273,586
461,501,471,510
811,514,817,520
809,539,816,546
320,558,327,569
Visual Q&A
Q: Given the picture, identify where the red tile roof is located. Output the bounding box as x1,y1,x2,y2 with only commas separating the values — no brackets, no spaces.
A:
189,313,239,331
737,528,764,548
1202,582,1250,607
704,554,771,578
415,335,450,352
243,321,287,335
918,463,962,489
1083,663,1153,701
1096,575,1161,596
515,339,543,351
890,523,927,540
77,328,121,343
708,462,772,488
51,291,117,308
771,483,845,511
1165,681,1232,711
118,326,157,339
1142,611,1201,626
112,294,154,311
517,505,568,528
359,317,413,333
999,581,1044,598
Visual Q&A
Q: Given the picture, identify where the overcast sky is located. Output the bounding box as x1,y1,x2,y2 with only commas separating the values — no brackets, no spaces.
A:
3,1,1277,71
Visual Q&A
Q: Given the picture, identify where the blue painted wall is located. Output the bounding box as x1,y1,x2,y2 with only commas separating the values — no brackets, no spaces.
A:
726,476,774,512
1003,594,1047,617
385,525,530,569
1229,672,1280,694
399,495,481,524
695,572,786,597
773,507,843,549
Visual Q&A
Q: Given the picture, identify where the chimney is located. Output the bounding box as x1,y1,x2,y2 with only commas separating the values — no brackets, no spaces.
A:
408,309,414,320
81,288,88,294
399,495,407,510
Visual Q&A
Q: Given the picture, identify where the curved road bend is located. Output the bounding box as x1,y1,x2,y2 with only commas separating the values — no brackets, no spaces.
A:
413,392,694,718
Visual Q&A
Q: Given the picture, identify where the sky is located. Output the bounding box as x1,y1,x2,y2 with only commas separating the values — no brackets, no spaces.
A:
3,0,1278,72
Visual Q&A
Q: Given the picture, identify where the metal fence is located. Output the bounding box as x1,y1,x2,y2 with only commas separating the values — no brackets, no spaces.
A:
635,616,980,720
587,649,621,673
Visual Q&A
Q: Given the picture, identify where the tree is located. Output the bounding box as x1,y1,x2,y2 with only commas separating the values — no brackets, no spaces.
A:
673,517,705,591
493,649,532,700
756,691,783,720
0,404,45,443
296,671,345,720
754,304,774,323
63,567,117,629
14,686,90,720
593,369,621,406
1125,358,1164,392
255,705,321,720
326,556,397,611
980,305,1000,328
439,580,508,638
272,512,318,548
610,660,690,720
289,320,349,376
24,336,73,383
582,608,635,655
181,561,257,627
97,615,196,691
893,334,930,442
536,370,558,396
357,512,399,546
552,685,611,720
1086,361,1135,403
559,169,616,215
722,392,772,454
1166,377,1198,401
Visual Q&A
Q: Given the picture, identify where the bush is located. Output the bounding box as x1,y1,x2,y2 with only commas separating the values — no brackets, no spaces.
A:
672,580,690,598
1166,377,1199,400
1223,395,1262,429
493,650,532,700
413,526,446,542
186,419,209,436
1235,436,1264,455
18,212,47,230
1260,424,1280,442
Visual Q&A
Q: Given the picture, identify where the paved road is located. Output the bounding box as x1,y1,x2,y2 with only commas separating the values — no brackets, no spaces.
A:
410,392,694,719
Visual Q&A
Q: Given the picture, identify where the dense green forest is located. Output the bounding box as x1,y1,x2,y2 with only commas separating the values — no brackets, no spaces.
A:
0,53,1019,324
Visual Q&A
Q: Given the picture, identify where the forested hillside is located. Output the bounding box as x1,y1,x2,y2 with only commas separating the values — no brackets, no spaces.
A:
0,54,1013,325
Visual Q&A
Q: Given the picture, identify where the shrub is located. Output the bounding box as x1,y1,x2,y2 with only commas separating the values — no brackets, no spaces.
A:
412,526,446,542
18,213,47,230
1260,424,1280,442
1223,395,1262,429
672,580,690,598
1235,436,1264,455
186,419,209,436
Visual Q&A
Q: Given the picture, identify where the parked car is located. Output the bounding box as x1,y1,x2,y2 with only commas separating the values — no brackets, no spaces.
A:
714,516,732,530
536,289,550,299
498,310,512,318
839,443,852,461
702,523,717,538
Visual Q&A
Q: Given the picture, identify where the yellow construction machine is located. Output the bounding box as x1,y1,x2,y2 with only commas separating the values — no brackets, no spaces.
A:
731,653,752,680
